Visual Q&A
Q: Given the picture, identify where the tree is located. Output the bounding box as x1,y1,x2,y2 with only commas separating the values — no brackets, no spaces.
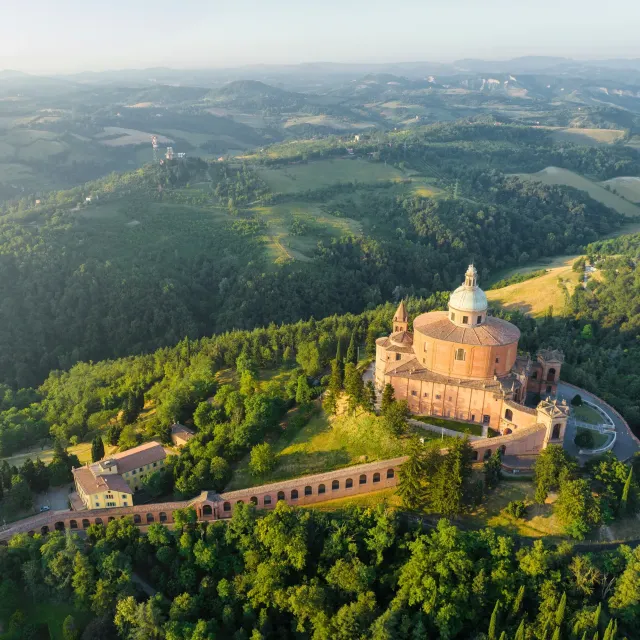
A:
383,400,409,436
6,474,32,514
397,439,427,511
571,394,583,407
249,443,277,477
488,600,500,640
484,450,503,490
344,363,364,415
429,438,475,516
91,435,105,462
118,425,140,451
63,615,79,640
295,375,312,406
620,466,633,514
296,342,321,377
363,381,376,413
556,478,601,540
534,445,576,503
346,329,358,366
380,384,395,414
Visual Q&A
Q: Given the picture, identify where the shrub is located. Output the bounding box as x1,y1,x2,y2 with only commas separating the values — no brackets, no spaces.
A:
575,429,595,449
571,394,583,406
505,500,527,519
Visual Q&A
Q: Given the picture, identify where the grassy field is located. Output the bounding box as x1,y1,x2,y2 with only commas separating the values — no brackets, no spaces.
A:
573,404,604,425
549,127,626,146
255,158,410,193
0,440,118,469
515,167,640,217
0,601,91,640
461,480,563,538
601,176,640,203
226,407,408,491
304,487,401,512
486,255,580,317
413,415,484,436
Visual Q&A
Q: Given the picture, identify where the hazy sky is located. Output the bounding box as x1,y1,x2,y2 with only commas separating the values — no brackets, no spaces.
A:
2,0,639,73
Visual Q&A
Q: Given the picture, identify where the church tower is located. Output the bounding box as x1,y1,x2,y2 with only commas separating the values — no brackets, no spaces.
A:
393,300,408,333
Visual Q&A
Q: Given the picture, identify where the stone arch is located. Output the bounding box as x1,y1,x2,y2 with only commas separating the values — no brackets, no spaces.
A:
133,514,141,524
202,504,213,516
159,512,167,522
346,478,353,489
27,531,35,537
547,368,556,382
250,497,258,505
41,525,49,535
108,516,115,523
223,502,231,512
483,449,492,460
386,469,395,479
236,500,244,505
146,513,154,524
499,445,506,455
82,518,91,529
552,424,561,440
95,517,103,526
69,520,78,530
318,484,326,494
277,491,285,501
304,485,312,496
472,450,479,461
54,521,65,532
505,408,513,421
291,489,299,500
263,495,272,506
332,480,339,491
359,474,367,485
373,472,381,483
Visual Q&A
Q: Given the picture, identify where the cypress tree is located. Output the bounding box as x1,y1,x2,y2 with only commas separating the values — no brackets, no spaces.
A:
91,435,105,462
514,620,525,640
364,380,376,413
346,329,358,365
602,618,616,640
499,633,506,640
620,466,632,514
551,627,561,640
397,439,427,511
381,383,395,414
555,592,566,627
512,585,525,617
593,602,601,629
488,599,500,640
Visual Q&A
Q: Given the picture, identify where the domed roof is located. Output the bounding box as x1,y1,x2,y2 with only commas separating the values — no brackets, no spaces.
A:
448,265,488,313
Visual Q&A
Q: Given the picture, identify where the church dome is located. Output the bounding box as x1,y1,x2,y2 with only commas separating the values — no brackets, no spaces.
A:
449,283,488,313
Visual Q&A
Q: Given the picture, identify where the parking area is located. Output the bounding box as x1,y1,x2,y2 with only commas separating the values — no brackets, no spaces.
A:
33,484,73,512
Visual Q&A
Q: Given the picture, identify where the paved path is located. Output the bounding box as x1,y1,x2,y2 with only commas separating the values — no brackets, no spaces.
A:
557,382,640,461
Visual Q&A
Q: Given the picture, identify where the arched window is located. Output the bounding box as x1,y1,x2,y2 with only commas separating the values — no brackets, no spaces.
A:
547,368,556,382
69,520,78,529
552,424,561,440
332,480,339,491
159,512,167,522
133,514,141,524
202,504,213,516
41,526,49,535
95,518,103,526
236,500,244,505
386,468,395,479
277,491,285,501
55,521,65,531
263,495,272,505
318,484,326,494
505,408,513,421
483,449,492,460
223,502,231,512
477,316,482,325
373,472,381,483
455,348,466,361
146,513,154,523
108,516,115,523
359,474,367,485
250,496,258,505
291,489,298,500
472,450,478,461
305,486,312,496
346,478,353,489
462,316,468,325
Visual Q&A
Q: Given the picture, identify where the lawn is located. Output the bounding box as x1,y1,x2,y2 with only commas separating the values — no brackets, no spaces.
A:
574,427,610,449
600,177,640,203
515,166,640,218
0,440,117,469
303,487,401,512
255,158,409,194
226,407,407,491
413,415,484,436
486,255,580,317
461,480,564,539
572,404,604,425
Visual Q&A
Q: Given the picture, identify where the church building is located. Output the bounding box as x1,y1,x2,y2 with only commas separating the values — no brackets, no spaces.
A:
376,265,567,439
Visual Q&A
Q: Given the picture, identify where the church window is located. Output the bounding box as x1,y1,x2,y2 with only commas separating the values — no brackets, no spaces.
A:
450,312,456,321
455,348,466,361
477,316,482,324
462,316,468,324
411,390,416,396
483,415,490,424
424,392,429,398
495,357,500,363
505,409,513,421
395,353,401,361
436,394,441,400
532,371,538,379
552,424,561,440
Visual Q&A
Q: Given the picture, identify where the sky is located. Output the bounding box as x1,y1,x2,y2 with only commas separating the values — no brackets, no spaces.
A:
1,0,639,74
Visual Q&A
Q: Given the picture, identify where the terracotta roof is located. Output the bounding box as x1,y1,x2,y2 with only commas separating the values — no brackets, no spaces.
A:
537,348,565,363
171,423,195,437
390,331,413,346
106,441,166,474
73,467,133,496
413,311,520,346
393,300,408,322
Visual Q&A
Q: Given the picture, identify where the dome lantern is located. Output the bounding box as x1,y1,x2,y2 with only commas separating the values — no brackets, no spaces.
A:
448,264,488,327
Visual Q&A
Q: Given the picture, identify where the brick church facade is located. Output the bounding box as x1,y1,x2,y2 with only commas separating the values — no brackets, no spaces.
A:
376,265,567,439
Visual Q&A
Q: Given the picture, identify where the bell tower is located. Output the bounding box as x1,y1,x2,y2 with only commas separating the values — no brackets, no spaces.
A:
393,300,408,333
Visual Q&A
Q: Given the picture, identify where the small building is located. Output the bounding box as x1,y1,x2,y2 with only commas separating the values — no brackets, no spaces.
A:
171,423,195,448
73,441,167,510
